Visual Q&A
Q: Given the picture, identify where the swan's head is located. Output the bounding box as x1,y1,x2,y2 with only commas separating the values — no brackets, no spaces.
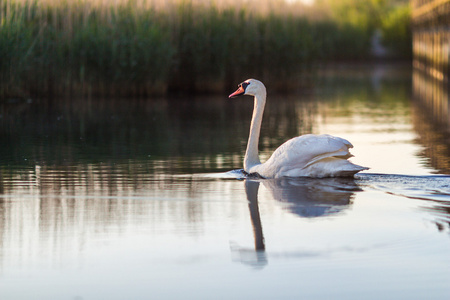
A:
229,79,266,98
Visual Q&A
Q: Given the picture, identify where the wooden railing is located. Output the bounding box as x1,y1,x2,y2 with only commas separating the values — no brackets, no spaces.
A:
411,0,450,173
411,0,450,81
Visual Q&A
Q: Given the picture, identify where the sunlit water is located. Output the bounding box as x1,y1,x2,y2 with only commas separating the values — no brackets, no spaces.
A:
1,64,450,299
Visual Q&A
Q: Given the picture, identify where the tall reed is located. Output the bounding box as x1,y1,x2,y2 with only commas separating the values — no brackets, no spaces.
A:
0,0,410,98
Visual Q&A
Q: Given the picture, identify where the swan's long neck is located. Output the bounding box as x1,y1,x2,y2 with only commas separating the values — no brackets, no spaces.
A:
244,92,266,172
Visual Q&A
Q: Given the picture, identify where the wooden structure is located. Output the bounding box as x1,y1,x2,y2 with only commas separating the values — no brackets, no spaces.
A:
412,0,450,121
412,0,450,81
412,0,450,173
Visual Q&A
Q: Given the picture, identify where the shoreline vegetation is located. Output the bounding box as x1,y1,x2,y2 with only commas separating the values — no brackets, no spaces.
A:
1,0,411,98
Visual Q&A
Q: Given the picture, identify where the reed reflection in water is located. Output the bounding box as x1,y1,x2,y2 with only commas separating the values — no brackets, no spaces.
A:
0,168,247,274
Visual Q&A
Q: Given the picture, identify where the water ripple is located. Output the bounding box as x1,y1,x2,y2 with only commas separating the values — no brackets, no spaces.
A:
356,173,450,202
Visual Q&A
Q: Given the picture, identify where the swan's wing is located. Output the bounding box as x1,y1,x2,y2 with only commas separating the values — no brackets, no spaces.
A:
260,134,355,176
302,135,354,168
271,134,353,164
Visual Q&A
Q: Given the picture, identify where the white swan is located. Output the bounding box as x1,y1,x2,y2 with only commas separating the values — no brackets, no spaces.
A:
229,79,368,178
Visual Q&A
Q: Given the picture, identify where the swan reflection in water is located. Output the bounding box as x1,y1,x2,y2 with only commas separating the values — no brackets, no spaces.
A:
231,177,361,268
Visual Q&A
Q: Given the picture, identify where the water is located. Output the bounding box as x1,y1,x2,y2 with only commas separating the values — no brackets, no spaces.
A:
1,64,450,299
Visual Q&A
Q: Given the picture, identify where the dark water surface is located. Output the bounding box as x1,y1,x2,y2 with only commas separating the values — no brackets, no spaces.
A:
1,64,450,299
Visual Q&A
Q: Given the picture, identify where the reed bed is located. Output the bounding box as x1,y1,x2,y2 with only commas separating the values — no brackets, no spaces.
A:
0,0,410,98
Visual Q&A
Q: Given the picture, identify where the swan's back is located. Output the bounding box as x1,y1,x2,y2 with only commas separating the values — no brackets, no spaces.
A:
251,134,367,178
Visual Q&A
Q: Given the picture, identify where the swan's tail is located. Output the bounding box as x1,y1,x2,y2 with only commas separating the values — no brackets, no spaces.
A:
334,164,369,177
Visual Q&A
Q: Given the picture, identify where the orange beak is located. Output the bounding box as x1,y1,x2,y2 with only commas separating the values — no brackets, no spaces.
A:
229,85,245,98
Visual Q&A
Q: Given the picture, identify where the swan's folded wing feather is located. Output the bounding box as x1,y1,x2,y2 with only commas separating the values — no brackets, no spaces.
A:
262,134,355,176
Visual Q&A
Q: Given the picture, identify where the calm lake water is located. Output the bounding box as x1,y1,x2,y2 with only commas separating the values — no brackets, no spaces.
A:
1,64,450,299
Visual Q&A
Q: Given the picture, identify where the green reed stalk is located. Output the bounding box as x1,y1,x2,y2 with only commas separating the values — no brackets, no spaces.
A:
0,0,410,98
